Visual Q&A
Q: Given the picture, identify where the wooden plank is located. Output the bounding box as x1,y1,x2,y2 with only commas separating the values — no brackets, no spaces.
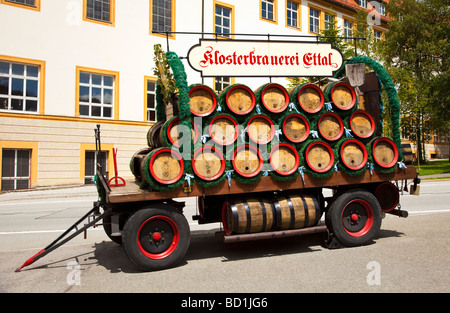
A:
107,165,418,204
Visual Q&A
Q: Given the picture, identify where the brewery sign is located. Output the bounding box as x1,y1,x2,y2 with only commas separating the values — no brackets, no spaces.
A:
187,39,343,77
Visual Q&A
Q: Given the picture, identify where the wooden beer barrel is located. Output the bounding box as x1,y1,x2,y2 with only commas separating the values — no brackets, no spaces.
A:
339,139,368,171
374,182,399,212
371,137,399,168
269,143,300,176
305,141,335,173
222,84,255,115
163,117,199,148
282,113,310,143
189,85,217,117
143,148,184,185
208,114,239,146
290,83,324,114
192,146,226,181
273,195,321,230
350,110,375,139
401,143,413,165
232,144,264,178
255,83,289,113
222,198,276,235
318,112,344,141
130,147,152,180
246,114,275,145
147,121,164,148
325,81,356,111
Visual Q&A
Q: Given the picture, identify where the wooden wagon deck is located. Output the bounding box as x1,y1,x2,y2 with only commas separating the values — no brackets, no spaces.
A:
107,165,417,204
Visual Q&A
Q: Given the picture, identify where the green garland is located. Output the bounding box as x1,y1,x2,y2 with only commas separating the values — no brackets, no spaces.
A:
142,52,402,192
94,174,106,204
334,56,403,161
166,51,193,177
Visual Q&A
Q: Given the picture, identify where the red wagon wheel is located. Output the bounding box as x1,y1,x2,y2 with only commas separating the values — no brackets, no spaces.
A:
326,189,382,247
122,206,190,271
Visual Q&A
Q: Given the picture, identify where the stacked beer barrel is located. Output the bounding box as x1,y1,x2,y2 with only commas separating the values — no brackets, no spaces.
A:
130,80,399,190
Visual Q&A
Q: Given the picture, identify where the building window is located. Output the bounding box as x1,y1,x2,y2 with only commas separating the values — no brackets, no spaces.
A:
379,3,386,16
286,1,299,29
324,13,335,30
309,8,320,34
84,150,107,184
374,29,382,42
261,0,275,21
214,77,231,93
344,20,353,42
77,67,118,119
145,78,157,122
1,149,30,190
83,0,114,26
1,0,40,11
0,60,40,113
215,4,232,37
151,0,173,34
358,0,367,9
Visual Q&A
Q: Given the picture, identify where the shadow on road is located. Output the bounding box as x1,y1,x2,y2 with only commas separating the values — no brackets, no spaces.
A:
92,230,329,273
89,226,405,274
16,227,406,275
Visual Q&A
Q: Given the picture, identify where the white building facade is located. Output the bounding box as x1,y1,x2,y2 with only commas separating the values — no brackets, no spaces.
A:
0,0,388,190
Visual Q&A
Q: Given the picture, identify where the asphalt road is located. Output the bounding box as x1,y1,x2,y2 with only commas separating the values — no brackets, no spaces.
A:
0,180,449,294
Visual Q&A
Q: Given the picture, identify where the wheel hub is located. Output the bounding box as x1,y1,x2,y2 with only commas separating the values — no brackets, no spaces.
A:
341,199,374,237
152,231,162,241
137,216,179,259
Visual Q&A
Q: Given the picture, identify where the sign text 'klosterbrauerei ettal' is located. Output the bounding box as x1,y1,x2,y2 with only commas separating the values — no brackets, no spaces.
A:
187,39,344,77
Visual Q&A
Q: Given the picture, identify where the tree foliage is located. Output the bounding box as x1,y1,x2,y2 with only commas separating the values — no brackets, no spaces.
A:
382,0,449,162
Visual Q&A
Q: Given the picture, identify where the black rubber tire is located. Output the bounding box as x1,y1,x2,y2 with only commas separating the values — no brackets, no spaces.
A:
326,189,382,247
122,206,190,271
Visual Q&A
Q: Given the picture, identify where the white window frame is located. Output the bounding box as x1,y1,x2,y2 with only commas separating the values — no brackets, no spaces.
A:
146,79,156,122
286,1,299,28
309,8,320,34
84,150,107,184
1,148,31,190
261,0,275,21
344,20,353,42
324,13,335,30
215,4,232,37
374,29,382,42
0,60,40,113
78,71,115,119
379,3,386,16
151,0,173,33
214,76,231,93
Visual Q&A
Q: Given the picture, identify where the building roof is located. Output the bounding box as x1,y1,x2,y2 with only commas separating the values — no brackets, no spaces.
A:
323,0,390,25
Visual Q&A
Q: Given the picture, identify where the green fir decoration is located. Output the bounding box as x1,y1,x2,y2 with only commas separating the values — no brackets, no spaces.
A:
334,56,403,161
165,51,193,178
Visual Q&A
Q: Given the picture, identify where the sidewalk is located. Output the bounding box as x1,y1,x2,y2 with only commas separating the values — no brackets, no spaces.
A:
419,173,450,180
0,184,98,202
